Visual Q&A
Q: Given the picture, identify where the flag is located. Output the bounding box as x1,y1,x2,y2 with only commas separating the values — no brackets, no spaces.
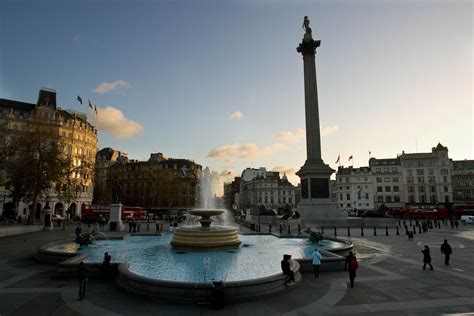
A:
94,105,97,114
369,151,371,155
348,155,353,161
77,96,83,104
335,154,340,164
227,171,232,175
88,100,93,110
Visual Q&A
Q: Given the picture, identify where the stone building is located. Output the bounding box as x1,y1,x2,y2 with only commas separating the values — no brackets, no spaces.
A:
94,147,128,205
452,160,474,203
399,143,453,205
369,158,404,209
239,167,297,216
335,166,375,212
0,88,97,219
223,177,241,215
105,152,202,210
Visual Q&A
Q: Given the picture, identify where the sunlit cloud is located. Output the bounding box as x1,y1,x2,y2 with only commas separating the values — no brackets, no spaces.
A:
93,80,129,94
321,125,339,136
275,128,305,143
97,106,144,139
207,143,285,161
218,169,234,177
272,166,299,185
230,111,244,120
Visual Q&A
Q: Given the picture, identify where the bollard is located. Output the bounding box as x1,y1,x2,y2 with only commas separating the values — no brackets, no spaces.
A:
321,227,324,234
405,227,408,235
374,227,377,236
386,226,389,236
361,227,364,236
410,219,412,226
419,225,422,234
269,225,272,234
147,223,150,231
396,226,400,235
334,227,337,237
413,226,416,235
348,227,351,237
288,225,291,235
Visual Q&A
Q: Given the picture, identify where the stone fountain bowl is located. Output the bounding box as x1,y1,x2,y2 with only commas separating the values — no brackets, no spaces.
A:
187,209,224,218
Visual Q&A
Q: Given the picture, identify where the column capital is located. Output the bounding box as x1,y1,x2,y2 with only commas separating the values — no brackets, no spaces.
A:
297,38,321,56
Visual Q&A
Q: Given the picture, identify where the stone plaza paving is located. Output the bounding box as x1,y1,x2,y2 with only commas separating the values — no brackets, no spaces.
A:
0,224,473,315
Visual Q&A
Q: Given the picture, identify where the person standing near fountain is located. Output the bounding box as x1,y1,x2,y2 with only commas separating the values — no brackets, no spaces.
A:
311,248,322,278
78,261,88,301
281,254,295,285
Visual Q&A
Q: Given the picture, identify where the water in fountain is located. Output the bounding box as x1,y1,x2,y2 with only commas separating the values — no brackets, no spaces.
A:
198,167,233,226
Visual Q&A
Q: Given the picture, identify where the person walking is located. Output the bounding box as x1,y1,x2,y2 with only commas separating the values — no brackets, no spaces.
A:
102,252,112,278
344,251,358,288
440,239,453,265
78,262,88,300
422,245,434,270
311,248,322,278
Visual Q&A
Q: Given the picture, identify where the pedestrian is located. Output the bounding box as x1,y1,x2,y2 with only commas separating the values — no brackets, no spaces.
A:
137,221,141,232
75,224,82,239
78,261,88,301
311,248,322,278
169,224,174,233
279,222,283,234
344,251,358,288
102,252,112,279
297,224,302,237
281,254,295,285
155,222,160,234
454,220,459,229
422,245,434,270
440,239,452,266
269,222,272,233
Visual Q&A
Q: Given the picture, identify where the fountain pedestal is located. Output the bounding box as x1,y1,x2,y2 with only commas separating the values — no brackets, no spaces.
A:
171,209,241,250
109,204,125,232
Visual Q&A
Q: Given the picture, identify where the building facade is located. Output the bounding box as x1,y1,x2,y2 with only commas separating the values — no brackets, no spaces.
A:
223,177,241,215
369,158,404,209
239,167,297,216
105,152,202,210
335,166,374,211
94,147,128,205
0,89,97,220
452,160,474,203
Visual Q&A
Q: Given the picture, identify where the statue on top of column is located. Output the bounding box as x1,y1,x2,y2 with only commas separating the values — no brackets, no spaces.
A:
302,16,312,35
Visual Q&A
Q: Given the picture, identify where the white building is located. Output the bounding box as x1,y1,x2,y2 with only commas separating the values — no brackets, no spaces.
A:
239,167,297,216
335,166,374,211
369,158,404,209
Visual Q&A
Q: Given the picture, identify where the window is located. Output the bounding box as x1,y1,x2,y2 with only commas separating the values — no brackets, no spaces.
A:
385,186,391,192
364,177,368,181
430,186,436,193
428,169,434,175
394,196,400,202
428,176,436,183
441,169,449,175
420,195,426,203
376,177,382,183
346,178,349,183
418,177,425,183
430,195,436,203
393,186,399,192
409,195,415,203
384,167,389,172
407,169,413,176
407,177,414,184
443,176,448,183
419,186,425,193
365,193,369,199
384,177,390,182
393,177,399,182
339,194,343,200
392,167,397,172
377,196,383,202
346,186,350,190
377,186,383,192
346,193,350,200
375,168,381,172
416,169,424,175
408,186,414,193
386,196,392,202
444,186,448,193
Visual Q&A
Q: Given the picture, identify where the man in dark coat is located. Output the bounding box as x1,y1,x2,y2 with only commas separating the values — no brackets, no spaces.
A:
281,254,295,285
422,245,434,270
345,251,358,288
78,262,88,300
440,239,453,265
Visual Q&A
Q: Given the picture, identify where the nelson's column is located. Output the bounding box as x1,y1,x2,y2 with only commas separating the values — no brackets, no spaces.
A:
296,16,345,221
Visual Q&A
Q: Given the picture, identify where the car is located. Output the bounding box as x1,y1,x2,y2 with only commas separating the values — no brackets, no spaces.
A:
52,214,64,222
460,215,474,224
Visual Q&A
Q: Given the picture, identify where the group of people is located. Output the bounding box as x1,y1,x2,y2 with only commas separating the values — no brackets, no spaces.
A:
421,239,453,270
78,251,113,301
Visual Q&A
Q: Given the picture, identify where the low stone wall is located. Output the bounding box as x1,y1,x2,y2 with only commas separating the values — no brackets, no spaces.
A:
116,260,302,303
297,249,346,272
302,217,397,228
56,254,119,278
0,225,43,238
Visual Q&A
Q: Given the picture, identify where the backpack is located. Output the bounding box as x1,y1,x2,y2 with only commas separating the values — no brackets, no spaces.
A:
349,256,358,270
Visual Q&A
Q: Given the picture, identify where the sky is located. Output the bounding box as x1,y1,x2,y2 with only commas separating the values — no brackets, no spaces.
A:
1,0,472,195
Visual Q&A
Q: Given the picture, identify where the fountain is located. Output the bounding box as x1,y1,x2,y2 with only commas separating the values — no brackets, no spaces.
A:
170,167,240,250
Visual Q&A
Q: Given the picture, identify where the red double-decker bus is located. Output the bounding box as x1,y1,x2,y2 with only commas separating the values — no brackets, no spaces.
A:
121,207,146,221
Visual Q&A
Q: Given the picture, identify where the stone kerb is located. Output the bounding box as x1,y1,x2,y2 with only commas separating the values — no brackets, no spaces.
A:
34,239,79,264
116,260,302,303
296,249,346,272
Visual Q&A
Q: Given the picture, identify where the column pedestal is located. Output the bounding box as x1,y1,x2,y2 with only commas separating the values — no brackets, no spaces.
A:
109,203,124,232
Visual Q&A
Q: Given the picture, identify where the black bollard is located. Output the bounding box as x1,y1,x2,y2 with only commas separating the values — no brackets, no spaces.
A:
405,227,408,235
374,227,377,236
386,226,389,236
288,225,291,235
361,227,364,236
269,225,272,234
321,226,324,234
413,226,416,234
348,227,351,237
334,227,337,237
419,225,422,234
396,226,400,235
410,219,412,226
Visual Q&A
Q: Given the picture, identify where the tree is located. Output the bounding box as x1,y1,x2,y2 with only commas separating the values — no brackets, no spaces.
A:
0,111,91,224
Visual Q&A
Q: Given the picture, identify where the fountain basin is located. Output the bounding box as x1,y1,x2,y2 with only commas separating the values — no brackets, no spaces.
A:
171,225,241,250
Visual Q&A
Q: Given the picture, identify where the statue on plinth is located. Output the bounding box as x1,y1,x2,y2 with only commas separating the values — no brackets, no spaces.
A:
302,16,312,35
111,181,122,204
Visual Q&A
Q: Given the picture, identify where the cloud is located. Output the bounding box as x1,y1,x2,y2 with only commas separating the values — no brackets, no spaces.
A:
321,125,339,136
97,106,144,139
218,169,234,177
207,143,285,161
230,111,244,120
275,128,305,143
93,80,129,94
